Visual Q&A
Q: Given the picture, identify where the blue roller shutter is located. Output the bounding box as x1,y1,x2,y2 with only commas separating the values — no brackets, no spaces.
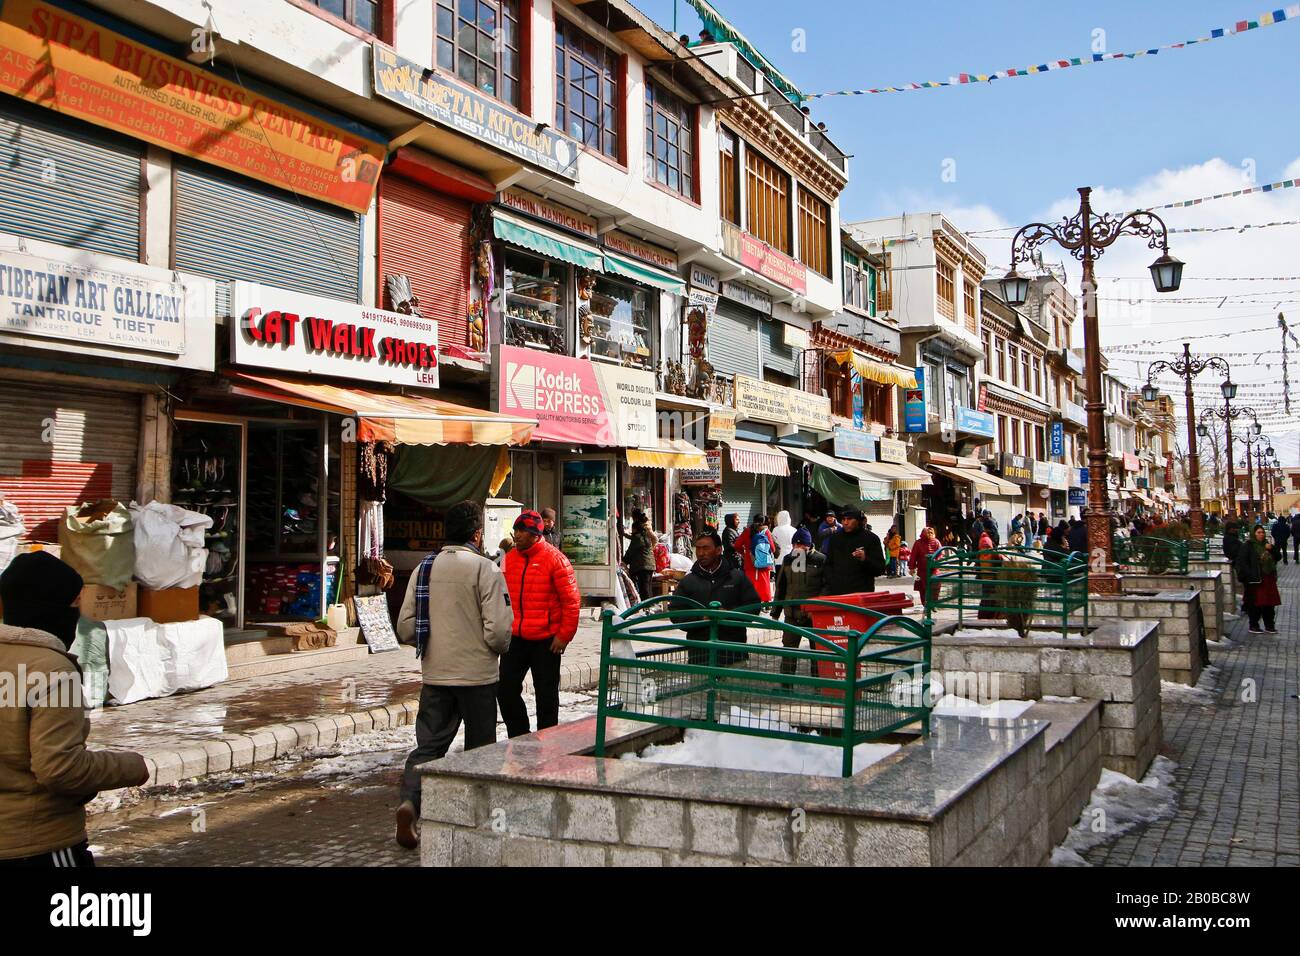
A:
0,96,141,260
173,159,361,315
762,319,800,377
709,299,760,378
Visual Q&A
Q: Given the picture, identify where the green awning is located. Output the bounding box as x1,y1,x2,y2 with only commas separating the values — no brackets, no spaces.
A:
493,211,604,271
602,252,686,295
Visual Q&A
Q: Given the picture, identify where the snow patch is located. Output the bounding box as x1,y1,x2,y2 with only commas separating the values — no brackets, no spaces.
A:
1041,695,1084,703
621,707,899,777
931,695,1035,719
1051,755,1179,866
1161,665,1220,706
953,627,1082,641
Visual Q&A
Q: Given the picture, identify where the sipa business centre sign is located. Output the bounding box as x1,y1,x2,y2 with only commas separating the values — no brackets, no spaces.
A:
492,345,655,447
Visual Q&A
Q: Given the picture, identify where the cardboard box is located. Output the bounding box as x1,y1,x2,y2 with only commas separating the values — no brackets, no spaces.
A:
138,586,200,624
80,583,138,622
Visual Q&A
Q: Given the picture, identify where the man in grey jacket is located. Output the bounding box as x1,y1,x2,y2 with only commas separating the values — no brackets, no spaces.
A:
394,499,512,850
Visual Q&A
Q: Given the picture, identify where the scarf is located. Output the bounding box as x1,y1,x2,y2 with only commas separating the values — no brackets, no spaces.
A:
413,550,440,660
1253,538,1277,577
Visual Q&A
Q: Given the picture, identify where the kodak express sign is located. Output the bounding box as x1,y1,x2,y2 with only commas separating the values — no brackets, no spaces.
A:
0,0,384,213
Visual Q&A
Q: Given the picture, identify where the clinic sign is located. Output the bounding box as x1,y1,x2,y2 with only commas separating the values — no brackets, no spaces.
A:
1,248,186,355
493,345,655,446
374,45,577,180
232,282,439,388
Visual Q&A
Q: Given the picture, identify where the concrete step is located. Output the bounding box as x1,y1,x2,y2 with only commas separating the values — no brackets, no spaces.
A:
225,643,371,681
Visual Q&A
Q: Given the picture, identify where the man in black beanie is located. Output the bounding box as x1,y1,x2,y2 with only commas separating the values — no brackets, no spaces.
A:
0,552,149,867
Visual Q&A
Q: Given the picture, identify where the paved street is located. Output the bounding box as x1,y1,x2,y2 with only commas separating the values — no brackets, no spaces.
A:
1082,561,1300,866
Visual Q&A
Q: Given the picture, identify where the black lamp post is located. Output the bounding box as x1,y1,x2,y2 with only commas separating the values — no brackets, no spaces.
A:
1199,389,1256,519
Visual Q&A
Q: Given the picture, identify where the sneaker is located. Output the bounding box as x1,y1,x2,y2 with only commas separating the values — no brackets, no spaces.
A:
395,801,419,850
1248,628,1263,634
1265,628,1280,634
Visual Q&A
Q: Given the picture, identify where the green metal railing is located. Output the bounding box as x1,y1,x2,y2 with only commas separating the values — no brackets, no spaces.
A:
1112,534,1190,574
1186,537,1211,561
924,546,1089,638
593,596,932,778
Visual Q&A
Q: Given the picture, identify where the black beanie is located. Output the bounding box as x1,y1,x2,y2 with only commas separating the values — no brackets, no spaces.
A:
1,551,85,649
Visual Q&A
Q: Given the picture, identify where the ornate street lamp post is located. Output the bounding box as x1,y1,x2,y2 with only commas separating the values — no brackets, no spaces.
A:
1001,187,1183,591
1199,395,1257,519
1142,345,1229,537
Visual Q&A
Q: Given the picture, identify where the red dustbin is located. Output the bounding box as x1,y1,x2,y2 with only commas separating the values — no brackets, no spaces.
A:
799,592,914,698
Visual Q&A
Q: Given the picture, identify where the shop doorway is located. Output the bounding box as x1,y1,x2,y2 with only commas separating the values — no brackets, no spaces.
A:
171,416,244,629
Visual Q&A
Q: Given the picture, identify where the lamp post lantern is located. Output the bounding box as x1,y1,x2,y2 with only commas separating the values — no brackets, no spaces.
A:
1003,187,1182,591
1142,344,1229,537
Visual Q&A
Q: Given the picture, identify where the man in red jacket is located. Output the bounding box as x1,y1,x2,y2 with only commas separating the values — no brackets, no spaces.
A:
499,510,581,737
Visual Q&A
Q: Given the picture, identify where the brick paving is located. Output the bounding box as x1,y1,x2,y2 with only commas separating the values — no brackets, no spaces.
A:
1082,561,1300,866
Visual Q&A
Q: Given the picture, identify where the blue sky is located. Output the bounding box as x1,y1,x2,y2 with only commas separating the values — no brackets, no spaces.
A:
639,0,1300,465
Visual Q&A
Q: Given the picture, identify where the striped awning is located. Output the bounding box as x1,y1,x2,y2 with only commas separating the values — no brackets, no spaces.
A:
927,463,1024,497
726,438,789,477
626,438,708,470
858,460,933,490
831,350,917,388
225,373,537,446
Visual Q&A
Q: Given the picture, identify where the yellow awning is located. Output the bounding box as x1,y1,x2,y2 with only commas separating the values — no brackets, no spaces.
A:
927,463,1024,497
625,438,708,470
832,350,917,389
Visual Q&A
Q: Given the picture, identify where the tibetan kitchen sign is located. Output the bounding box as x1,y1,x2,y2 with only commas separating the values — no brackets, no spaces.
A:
232,282,439,388
733,374,830,432
0,0,384,213
721,222,807,295
0,247,187,355
373,45,577,180
492,345,655,446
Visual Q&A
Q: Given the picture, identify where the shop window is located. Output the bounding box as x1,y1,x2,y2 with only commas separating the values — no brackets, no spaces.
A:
719,127,739,225
745,145,790,253
504,249,567,353
305,0,382,35
876,252,893,312
436,0,521,106
936,258,955,319
581,274,655,371
981,330,992,370
824,356,852,418
172,418,244,628
798,186,830,278
1033,356,1042,397
864,381,891,426
1008,343,1019,388
963,279,977,329
645,81,695,199
996,336,1006,380
555,17,620,161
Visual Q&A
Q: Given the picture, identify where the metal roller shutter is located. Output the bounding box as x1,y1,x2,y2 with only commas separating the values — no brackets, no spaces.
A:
0,383,139,543
0,96,141,260
378,175,472,349
710,300,760,379
761,319,799,377
721,467,765,527
173,160,361,316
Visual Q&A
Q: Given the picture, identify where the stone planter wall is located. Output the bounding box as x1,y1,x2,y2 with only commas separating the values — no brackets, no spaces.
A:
931,621,1161,779
1121,572,1224,646
1189,558,1236,607
1026,699,1103,846
1087,590,1203,686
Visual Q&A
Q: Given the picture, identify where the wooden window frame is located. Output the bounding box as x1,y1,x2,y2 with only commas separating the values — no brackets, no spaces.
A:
936,257,956,319
1021,350,1031,393
435,0,523,108
876,252,893,312
719,126,739,226
1008,342,1018,388
797,185,830,278
291,0,392,41
644,80,696,201
982,330,992,370
744,144,791,254
554,17,622,164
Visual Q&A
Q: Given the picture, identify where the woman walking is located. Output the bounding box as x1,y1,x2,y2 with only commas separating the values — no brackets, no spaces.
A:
1234,525,1282,634
620,513,658,605
908,526,945,605
734,514,777,603
771,510,796,567
885,525,902,577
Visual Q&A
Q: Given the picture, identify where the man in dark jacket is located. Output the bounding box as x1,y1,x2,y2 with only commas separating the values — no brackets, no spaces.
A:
980,510,1001,547
1222,520,1242,565
815,509,841,555
1290,513,1300,562
1067,518,1089,556
672,530,762,664
1271,514,1291,564
540,507,562,550
721,513,741,567
773,527,827,678
821,508,887,596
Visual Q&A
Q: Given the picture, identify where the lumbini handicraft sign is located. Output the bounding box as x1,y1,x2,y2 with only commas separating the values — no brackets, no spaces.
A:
232,282,439,388
0,249,186,354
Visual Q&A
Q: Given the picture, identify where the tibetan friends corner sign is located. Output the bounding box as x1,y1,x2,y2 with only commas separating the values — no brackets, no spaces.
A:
0,0,383,214
232,282,439,388
372,44,577,180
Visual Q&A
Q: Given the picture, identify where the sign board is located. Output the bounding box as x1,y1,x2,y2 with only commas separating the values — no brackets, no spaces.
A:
1068,489,1087,506
373,44,577,179
1165,458,1175,486
1079,467,1091,486
1123,452,1140,472
498,188,597,238
783,324,810,350
707,408,736,442
1,247,187,356
998,453,1034,485
560,458,610,566
720,279,772,316
733,374,831,432
353,595,400,653
689,265,720,294
903,366,927,433
1033,461,1071,490
878,437,908,464
851,369,865,429
1050,421,1065,458
604,230,678,272
977,384,989,412
232,282,439,388
679,448,722,484
833,427,877,462
493,345,655,446
721,222,807,295
0,0,384,213
955,406,996,439
858,479,893,501
1136,476,1148,489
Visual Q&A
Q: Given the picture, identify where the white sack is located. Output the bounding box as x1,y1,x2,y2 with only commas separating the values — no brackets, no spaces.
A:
105,617,170,705
130,501,212,590
155,616,227,692
0,500,24,576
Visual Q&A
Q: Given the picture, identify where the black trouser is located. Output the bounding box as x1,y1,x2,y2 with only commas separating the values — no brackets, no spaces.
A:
1292,537,1300,561
631,569,654,604
1245,598,1276,631
780,623,815,676
1276,539,1290,563
400,683,498,810
0,840,94,868
497,636,562,738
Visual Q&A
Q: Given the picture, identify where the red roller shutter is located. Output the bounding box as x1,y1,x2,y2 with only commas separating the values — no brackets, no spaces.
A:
379,175,473,349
